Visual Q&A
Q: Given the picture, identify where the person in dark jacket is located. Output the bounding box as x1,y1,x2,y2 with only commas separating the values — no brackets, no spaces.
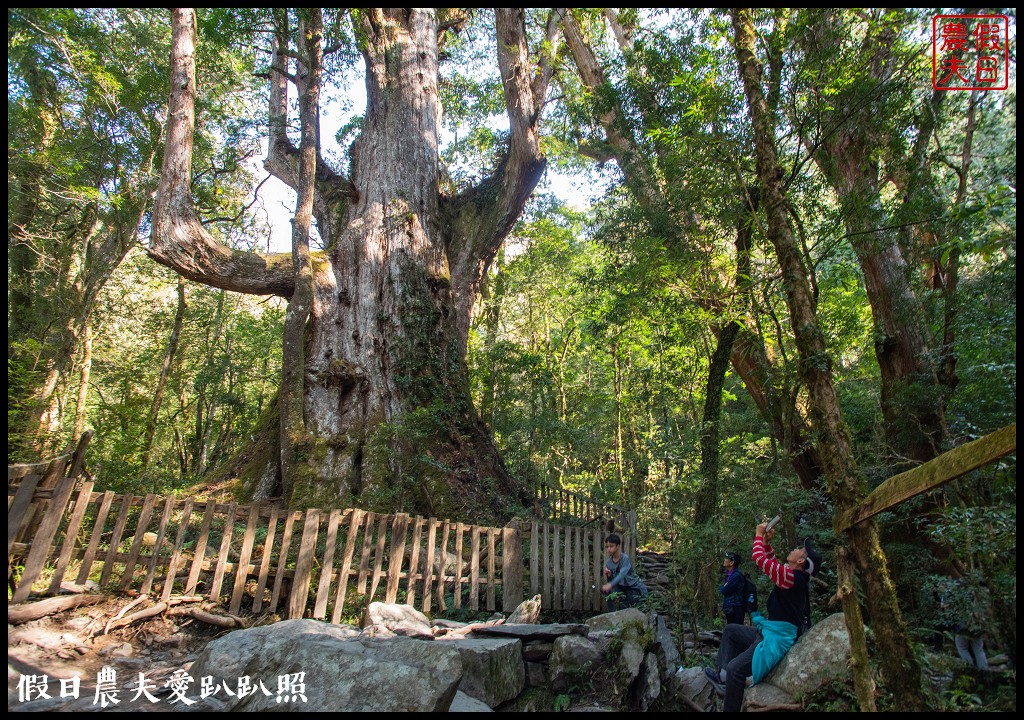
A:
719,551,746,625
705,522,821,713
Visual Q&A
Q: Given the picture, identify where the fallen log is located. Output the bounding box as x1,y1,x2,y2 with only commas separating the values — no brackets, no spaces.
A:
104,594,151,635
106,602,168,631
188,608,245,628
8,594,103,625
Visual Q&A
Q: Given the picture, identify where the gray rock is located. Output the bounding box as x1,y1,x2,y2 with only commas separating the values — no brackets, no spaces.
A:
449,690,494,712
524,661,547,687
585,608,649,633
765,612,849,699
664,667,715,712
651,615,681,680
633,651,661,711
438,637,524,708
742,681,795,711
522,641,554,661
471,623,589,642
363,602,434,638
549,635,602,690
188,620,462,712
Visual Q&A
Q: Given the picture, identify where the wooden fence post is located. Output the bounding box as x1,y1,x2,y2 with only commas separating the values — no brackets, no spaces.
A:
503,524,522,612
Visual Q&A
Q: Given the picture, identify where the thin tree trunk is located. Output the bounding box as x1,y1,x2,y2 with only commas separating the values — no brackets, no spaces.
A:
732,8,927,711
73,323,93,444
278,9,320,497
142,276,187,471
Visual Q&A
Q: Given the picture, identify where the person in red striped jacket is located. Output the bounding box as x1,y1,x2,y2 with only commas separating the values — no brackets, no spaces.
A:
704,521,821,712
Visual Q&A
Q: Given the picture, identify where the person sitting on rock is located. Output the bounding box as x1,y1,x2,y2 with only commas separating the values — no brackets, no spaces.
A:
601,533,648,610
704,521,821,712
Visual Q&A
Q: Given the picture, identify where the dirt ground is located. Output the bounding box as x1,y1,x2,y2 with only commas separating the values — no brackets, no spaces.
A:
8,593,230,713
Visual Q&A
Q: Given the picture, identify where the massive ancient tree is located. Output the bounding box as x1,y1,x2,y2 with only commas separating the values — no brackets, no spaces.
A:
150,8,555,518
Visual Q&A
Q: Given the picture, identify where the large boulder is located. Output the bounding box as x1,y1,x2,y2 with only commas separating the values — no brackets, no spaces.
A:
585,608,649,634
663,667,716,712
742,682,796,711
438,637,524,708
587,610,648,687
363,602,434,638
633,652,661,711
188,620,463,712
548,635,602,691
650,614,681,680
764,612,850,698
449,691,494,712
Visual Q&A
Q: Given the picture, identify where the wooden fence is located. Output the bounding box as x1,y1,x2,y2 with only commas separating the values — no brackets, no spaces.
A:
9,472,635,617
535,484,636,534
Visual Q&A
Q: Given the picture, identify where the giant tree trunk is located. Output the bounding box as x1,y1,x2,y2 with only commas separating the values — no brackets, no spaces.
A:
733,8,927,710
151,8,550,521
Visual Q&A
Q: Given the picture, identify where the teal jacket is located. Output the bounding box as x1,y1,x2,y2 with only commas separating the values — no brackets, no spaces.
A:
750,612,797,685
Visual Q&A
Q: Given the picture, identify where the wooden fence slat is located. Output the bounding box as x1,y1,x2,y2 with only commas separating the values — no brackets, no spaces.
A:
406,517,423,607
77,490,115,584
563,525,573,610
141,495,176,595
185,499,216,596
229,505,261,615
469,526,481,611
575,526,584,609
7,472,42,556
435,520,451,611
502,525,522,612
421,519,438,613
46,481,95,594
313,509,342,619
288,510,320,620
529,520,539,597
593,527,602,611
208,502,237,601
100,495,135,586
369,513,389,603
384,514,409,604
486,528,497,612
357,512,376,594
542,523,551,609
331,509,363,624
270,510,300,613
13,474,79,602
552,525,562,611
252,507,280,613
453,522,465,609
15,457,67,549
118,493,157,592
161,499,194,602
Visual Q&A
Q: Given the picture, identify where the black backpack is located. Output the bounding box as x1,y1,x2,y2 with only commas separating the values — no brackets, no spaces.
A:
742,573,758,614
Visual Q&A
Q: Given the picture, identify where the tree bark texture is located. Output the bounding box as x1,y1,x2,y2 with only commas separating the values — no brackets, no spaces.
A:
151,8,548,520
732,8,927,711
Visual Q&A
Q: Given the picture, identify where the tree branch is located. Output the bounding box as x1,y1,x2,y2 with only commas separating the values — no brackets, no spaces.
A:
149,9,294,297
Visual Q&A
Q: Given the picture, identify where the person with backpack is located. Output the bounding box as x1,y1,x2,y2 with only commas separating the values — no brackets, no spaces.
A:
719,552,746,625
705,521,822,713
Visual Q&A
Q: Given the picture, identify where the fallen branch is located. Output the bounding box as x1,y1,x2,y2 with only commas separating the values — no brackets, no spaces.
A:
106,602,168,632
188,608,246,628
8,594,103,625
746,703,804,712
444,617,506,638
104,594,151,635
